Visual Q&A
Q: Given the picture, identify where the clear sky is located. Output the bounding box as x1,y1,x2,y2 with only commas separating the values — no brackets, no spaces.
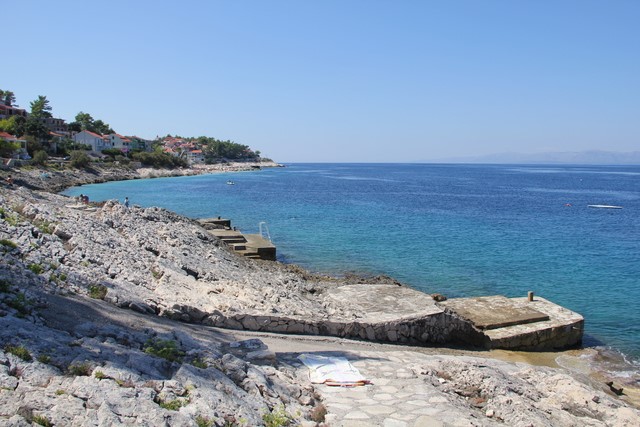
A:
5,1,639,162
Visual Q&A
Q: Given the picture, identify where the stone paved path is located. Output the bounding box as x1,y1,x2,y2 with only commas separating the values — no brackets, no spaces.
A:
282,350,492,427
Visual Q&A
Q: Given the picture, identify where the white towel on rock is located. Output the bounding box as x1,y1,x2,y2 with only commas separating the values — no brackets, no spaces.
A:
298,354,370,386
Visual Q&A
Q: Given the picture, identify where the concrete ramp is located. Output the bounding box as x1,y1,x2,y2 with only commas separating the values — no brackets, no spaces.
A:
326,284,444,322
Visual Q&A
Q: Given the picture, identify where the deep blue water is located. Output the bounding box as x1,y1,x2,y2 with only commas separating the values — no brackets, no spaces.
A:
63,163,640,365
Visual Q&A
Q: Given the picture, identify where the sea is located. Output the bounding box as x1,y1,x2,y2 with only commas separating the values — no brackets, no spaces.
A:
63,163,640,380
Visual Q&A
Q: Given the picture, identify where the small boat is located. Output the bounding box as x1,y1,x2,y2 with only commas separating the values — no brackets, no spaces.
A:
588,205,623,209
226,180,235,185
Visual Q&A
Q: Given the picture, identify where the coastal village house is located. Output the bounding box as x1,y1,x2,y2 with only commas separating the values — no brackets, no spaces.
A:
0,103,28,119
1,99,68,150
161,136,205,165
129,136,152,152
109,133,132,153
40,117,68,134
73,130,111,153
186,149,204,164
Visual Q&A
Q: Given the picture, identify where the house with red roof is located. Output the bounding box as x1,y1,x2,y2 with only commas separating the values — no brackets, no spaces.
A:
109,133,132,153
187,149,204,164
73,130,111,152
0,131,18,141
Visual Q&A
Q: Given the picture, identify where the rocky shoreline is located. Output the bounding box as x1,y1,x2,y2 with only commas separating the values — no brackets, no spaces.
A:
1,164,639,426
3,161,282,193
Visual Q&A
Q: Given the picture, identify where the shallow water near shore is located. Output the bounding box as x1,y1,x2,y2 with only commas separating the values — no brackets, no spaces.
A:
63,163,640,382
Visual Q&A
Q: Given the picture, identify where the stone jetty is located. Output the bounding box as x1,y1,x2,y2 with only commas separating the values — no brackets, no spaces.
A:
199,217,276,261
1,169,638,426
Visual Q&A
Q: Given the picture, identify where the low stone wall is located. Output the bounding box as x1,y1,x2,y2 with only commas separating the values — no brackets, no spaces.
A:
155,303,480,347
150,294,582,351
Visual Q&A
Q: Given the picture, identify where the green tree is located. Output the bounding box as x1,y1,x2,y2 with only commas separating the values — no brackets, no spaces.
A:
202,137,258,163
25,96,53,144
67,121,81,133
73,112,94,130
0,116,26,136
29,95,52,118
0,89,16,107
69,111,113,135
24,117,50,142
0,139,20,157
132,151,188,168
25,136,43,157
93,119,113,135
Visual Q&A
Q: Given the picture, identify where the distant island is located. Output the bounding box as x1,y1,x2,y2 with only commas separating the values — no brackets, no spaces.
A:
431,150,640,165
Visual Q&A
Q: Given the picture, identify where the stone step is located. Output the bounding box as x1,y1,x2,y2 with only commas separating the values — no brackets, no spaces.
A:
236,249,260,257
219,237,247,244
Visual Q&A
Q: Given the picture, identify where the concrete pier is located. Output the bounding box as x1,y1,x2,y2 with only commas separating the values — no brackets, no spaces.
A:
196,218,582,351
198,217,276,261
440,295,584,350
205,283,583,351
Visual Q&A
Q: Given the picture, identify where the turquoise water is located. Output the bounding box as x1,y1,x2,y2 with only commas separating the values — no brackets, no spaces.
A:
63,163,640,365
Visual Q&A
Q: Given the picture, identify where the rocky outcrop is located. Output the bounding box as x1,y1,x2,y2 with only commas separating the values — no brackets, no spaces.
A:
0,187,432,340
0,294,317,426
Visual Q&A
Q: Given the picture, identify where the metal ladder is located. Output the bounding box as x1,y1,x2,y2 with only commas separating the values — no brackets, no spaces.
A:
258,221,272,241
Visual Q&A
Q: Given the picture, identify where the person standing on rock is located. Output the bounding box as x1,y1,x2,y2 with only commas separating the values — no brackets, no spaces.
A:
124,197,129,208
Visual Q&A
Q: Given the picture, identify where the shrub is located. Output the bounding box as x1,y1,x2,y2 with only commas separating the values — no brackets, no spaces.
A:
28,263,44,274
195,415,214,427
67,362,92,376
143,338,184,363
158,398,186,411
4,344,33,361
32,150,48,166
101,148,123,158
116,378,135,388
0,239,17,249
88,284,107,299
262,406,292,427
7,292,30,316
69,150,91,168
32,415,52,427
0,139,20,158
34,219,54,234
190,357,207,369
0,207,19,226
132,151,188,169
0,279,10,292
37,354,51,364
222,415,241,427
